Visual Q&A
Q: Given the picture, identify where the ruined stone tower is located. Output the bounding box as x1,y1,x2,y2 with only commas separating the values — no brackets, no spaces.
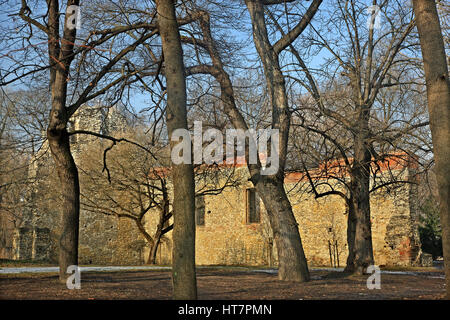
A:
9,104,129,262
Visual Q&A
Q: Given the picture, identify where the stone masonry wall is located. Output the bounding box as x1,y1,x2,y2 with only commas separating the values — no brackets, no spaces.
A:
9,103,423,267
147,166,423,268
13,156,423,267
7,104,144,265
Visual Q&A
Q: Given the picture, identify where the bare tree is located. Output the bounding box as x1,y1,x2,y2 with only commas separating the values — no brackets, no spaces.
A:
75,127,171,265
242,0,323,281
174,0,321,282
155,0,197,299
412,0,450,299
0,88,59,261
283,0,427,274
1,0,159,282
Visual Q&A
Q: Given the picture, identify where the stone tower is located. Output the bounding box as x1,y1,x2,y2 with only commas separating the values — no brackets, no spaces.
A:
10,104,128,262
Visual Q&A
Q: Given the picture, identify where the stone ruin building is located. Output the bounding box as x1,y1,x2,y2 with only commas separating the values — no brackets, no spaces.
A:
147,156,430,268
0,104,135,264
0,104,432,268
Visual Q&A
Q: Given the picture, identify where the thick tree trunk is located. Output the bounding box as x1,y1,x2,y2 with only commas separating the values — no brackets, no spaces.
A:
255,178,310,281
347,128,374,275
156,0,197,300
350,177,374,275
412,0,450,299
344,197,357,272
47,125,80,283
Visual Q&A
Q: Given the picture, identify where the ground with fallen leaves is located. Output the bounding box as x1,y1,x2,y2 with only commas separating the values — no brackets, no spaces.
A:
0,268,446,300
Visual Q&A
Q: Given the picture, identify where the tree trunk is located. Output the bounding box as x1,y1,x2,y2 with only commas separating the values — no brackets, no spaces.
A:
255,178,310,281
46,0,80,283
347,127,374,275
147,236,161,265
412,0,450,299
135,219,156,265
47,125,80,283
344,197,357,272
155,0,197,300
146,220,162,265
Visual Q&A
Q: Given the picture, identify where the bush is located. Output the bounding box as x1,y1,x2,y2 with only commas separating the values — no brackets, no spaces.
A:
418,197,442,259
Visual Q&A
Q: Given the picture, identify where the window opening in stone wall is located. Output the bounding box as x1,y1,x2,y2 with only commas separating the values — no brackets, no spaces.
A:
195,195,205,226
246,188,260,224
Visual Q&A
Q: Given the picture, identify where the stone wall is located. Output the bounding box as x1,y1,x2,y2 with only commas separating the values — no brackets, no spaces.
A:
195,182,272,266
21,160,422,268
3,104,425,268
145,165,424,268
78,213,146,265
12,227,33,260
73,105,144,265
3,104,142,265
